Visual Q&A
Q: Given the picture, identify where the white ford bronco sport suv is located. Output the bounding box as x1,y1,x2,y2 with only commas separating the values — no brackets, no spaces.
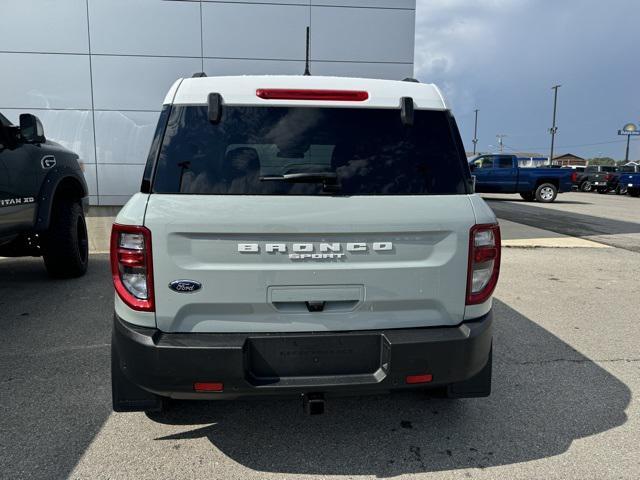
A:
111,75,500,413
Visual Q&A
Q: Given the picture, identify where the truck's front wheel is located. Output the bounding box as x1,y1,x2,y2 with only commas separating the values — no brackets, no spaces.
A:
580,181,592,192
42,200,89,278
535,183,558,203
629,188,640,197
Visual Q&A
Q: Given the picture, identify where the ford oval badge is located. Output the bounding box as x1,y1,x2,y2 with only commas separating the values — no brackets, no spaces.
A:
169,280,202,293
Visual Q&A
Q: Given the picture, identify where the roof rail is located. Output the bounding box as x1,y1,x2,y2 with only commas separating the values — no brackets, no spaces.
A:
192,72,207,78
402,77,420,83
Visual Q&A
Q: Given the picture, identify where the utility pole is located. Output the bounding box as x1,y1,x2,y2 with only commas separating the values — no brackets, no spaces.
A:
472,109,479,155
496,134,506,153
549,84,561,165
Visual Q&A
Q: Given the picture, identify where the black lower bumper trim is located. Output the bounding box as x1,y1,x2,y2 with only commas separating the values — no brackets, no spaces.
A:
112,311,492,400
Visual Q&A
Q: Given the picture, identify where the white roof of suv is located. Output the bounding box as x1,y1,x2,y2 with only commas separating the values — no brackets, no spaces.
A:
164,75,448,110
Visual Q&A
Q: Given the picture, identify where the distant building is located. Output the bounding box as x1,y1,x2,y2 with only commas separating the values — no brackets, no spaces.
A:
553,153,587,167
514,153,548,167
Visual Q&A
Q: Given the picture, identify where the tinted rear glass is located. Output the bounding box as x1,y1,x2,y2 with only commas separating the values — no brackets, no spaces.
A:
152,106,469,195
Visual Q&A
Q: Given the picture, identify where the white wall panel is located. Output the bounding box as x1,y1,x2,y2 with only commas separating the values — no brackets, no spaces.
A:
312,0,414,8
202,3,309,60
88,0,201,57
310,6,414,63
81,164,100,198
203,0,308,4
97,164,145,196
311,61,412,80
0,53,92,110
1,108,96,164
91,56,201,111
96,195,134,205
204,58,306,76
0,0,89,54
94,111,159,165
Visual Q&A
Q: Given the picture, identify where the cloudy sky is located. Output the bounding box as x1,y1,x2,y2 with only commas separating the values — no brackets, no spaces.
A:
413,0,639,160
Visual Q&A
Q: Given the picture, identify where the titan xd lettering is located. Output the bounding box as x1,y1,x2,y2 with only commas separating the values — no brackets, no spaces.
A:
237,242,393,260
0,197,35,207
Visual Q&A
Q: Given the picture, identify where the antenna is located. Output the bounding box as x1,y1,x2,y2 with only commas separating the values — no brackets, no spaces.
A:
304,26,311,76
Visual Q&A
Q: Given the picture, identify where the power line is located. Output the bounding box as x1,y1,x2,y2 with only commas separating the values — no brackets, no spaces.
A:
506,137,636,152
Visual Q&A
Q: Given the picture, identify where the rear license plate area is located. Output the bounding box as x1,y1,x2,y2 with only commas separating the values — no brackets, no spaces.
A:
247,334,382,379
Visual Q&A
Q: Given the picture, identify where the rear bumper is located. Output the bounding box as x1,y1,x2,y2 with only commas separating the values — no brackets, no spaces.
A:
113,311,493,400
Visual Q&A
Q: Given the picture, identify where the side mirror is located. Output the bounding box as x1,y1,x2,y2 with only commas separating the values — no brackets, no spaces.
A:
19,114,45,143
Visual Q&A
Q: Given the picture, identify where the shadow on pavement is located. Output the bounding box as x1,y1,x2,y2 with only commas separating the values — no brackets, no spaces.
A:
0,255,112,480
485,197,591,205
149,299,630,477
486,199,640,253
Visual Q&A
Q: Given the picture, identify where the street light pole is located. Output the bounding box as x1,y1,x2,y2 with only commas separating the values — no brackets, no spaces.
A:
549,84,561,165
496,134,506,153
472,109,479,155
619,123,639,162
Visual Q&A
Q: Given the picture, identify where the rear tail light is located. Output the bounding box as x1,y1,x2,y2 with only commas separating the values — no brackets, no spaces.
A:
110,224,154,312
466,224,501,305
256,88,369,101
571,171,578,183
605,174,612,181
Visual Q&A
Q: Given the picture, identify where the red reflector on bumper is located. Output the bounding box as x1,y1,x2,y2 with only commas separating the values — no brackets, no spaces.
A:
405,374,433,384
194,382,224,392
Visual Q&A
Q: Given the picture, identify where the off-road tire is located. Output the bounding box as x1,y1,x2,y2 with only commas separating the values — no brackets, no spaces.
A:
535,183,558,203
580,181,592,192
42,200,89,278
629,188,640,198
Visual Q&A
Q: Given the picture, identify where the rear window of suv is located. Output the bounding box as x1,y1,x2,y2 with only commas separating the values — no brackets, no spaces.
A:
150,105,470,196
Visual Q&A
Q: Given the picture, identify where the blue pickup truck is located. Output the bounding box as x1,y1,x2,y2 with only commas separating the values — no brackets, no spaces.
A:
469,154,573,203
618,171,640,197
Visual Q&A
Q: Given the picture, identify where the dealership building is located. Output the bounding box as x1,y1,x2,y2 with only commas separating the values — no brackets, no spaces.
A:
0,0,416,205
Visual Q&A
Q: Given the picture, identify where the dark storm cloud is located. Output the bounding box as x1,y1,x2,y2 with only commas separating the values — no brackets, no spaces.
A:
414,0,640,160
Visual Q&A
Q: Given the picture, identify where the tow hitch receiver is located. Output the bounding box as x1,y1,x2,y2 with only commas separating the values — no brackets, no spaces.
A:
303,392,326,415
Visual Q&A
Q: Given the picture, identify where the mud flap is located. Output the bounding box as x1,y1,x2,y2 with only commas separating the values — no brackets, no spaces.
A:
446,346,492,399
111,341,164,412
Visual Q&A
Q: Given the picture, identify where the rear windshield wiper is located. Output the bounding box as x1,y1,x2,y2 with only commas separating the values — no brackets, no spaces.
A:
260,172,338,183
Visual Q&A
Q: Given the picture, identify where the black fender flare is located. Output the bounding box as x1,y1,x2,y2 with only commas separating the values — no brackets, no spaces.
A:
34,166,89,233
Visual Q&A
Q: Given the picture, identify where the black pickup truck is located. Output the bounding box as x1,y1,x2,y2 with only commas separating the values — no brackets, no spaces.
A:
577,165,618,192
0,112,90,277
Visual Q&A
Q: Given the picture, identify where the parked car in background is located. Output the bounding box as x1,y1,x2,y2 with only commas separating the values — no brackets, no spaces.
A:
608,164,640,194
0,111,90,277
469,154,573,202
620,171,640,197
577,165,618,192
561,166,585,189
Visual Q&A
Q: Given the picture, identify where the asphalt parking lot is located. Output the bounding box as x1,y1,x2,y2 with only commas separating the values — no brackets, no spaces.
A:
483,191,640,252
1,192,639,479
